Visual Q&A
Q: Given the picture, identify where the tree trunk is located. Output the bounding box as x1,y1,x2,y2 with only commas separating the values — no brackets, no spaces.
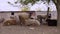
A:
53,0,60,26
56,0,60,26
57,3,60,26
48,0,60,26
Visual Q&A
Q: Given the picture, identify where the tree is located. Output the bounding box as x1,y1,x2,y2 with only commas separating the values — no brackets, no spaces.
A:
20,0,39,5
56,0,60,25
52,0,60,25
8,0,40,11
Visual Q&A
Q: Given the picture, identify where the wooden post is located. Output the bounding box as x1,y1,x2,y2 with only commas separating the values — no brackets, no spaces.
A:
47,0,50,19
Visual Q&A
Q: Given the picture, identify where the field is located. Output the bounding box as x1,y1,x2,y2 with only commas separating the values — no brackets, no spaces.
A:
0,23,59,34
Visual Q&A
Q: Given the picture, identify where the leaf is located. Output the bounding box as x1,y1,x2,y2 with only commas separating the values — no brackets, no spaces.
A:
20,0,39,5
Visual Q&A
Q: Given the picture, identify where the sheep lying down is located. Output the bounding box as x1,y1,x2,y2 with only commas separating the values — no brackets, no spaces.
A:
19,12,40,26
3,19,17,26
19,15,40,26
25,19,40,26
3,19,40,26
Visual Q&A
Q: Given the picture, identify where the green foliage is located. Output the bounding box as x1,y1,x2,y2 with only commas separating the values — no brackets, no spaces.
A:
52,0,57,4
22,6,29,11
20,0,39,5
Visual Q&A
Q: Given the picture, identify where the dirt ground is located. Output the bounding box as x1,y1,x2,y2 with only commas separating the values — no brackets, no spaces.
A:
0,23,59,34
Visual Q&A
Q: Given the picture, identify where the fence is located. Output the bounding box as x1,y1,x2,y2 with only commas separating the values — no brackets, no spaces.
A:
0,11,57,20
